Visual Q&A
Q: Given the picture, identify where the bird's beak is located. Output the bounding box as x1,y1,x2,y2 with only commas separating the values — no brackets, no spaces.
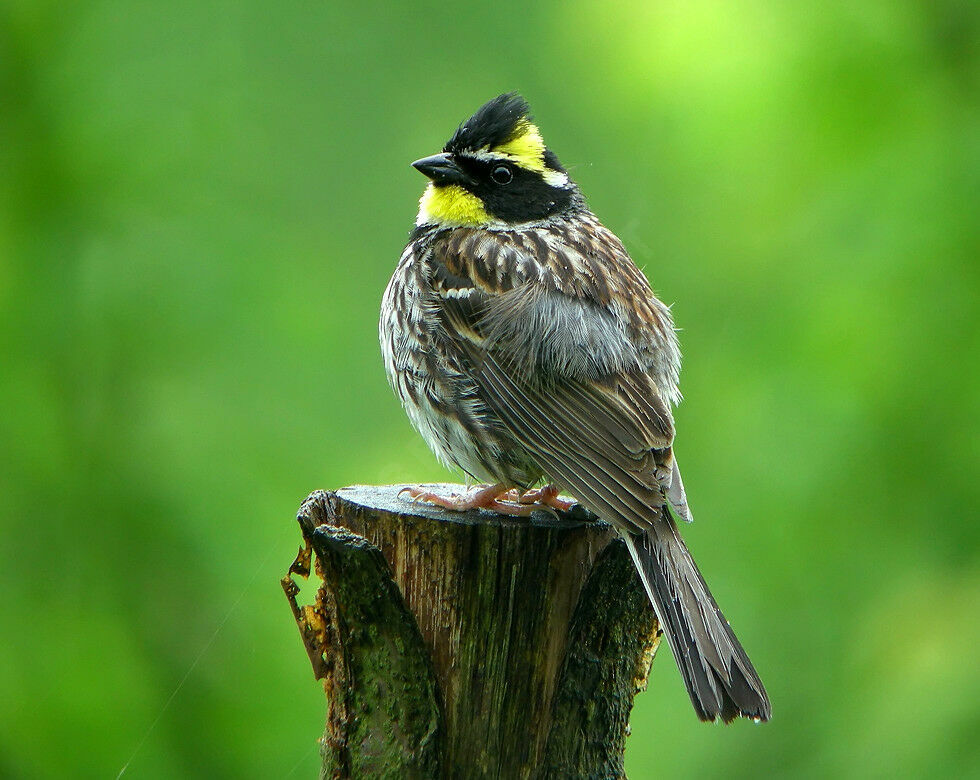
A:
412,153,471,186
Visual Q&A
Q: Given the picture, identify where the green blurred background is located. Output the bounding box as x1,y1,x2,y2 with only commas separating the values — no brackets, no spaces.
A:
1,1,977,777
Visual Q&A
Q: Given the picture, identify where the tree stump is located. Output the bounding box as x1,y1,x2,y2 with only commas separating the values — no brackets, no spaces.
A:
282,485,661,780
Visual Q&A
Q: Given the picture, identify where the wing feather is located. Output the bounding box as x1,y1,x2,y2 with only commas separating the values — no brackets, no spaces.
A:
464,344,666,533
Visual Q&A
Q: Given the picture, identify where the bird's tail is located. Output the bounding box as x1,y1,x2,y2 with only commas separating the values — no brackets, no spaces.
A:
622,513,771,723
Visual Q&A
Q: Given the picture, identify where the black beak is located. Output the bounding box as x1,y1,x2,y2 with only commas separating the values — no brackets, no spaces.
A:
412,153,471,186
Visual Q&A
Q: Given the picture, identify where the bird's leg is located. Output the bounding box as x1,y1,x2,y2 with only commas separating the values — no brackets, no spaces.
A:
400,482,504,510
517,484,577,512
399,482,537,515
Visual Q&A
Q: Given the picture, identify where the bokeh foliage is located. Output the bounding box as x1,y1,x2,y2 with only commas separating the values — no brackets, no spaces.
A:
1,1,977,777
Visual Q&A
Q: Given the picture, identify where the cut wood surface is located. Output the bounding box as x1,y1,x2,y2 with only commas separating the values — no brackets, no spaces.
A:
282,485,661,779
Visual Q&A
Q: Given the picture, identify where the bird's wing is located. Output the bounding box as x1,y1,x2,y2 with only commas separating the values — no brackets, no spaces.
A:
467,351,671,534
428,225,691,528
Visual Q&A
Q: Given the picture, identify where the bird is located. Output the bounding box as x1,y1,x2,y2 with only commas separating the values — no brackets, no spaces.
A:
379,93,771,723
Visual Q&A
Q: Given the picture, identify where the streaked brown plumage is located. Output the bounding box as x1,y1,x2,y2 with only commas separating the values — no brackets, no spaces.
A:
380,93,770,722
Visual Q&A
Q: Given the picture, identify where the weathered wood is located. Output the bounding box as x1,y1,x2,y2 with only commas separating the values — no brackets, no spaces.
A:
282,485,661,779
540,541,659,779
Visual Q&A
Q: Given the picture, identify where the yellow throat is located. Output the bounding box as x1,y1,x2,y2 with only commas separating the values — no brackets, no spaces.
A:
417,184,489,226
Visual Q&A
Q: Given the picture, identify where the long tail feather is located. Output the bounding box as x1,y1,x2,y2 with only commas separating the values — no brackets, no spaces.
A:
623,514,771,723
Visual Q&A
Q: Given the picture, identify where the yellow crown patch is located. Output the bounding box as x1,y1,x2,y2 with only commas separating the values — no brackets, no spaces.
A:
493,121,547,173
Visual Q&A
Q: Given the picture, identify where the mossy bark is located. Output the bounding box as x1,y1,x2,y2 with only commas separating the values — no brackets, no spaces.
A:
282,485,660,779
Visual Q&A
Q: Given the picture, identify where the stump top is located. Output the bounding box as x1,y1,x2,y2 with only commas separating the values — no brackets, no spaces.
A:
335,483,602,530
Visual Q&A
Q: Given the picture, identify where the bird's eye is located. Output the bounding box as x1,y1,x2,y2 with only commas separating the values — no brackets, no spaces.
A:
491,165,513,185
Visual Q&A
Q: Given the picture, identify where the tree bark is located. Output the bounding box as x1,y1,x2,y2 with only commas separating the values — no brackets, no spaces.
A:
282,485,660,780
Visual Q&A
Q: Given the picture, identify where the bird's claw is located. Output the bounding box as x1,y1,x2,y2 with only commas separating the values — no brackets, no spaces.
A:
398,483,575,517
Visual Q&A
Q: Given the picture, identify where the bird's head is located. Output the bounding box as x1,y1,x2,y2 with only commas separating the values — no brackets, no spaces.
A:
413,93,577,228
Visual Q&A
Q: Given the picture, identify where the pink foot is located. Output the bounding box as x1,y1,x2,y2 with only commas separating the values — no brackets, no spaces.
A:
398,483,518,512
400,483,576,517
517,485,577,513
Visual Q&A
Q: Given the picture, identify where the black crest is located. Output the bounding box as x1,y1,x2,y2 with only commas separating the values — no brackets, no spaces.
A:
445,93,532,154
